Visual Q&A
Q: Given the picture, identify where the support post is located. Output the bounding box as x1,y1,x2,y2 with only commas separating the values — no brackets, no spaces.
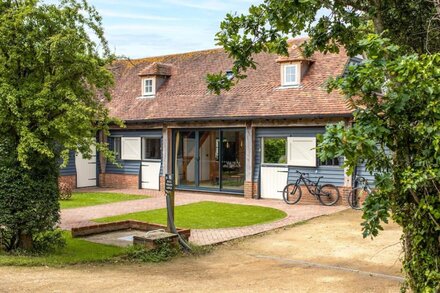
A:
165,174,175,233
244,122,255,198
343,119,353,188
162,126,168,175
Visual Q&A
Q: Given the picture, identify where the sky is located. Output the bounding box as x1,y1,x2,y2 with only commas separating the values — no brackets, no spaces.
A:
84,0,264,59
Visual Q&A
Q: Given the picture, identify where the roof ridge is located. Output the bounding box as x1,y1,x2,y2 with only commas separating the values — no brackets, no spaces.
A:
118,47,224,66
118,36,311,65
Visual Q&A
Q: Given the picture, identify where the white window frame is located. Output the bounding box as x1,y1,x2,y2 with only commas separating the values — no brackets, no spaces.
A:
142,78,155,96
282,63,300,86
287,137,317,167
121,137,141,160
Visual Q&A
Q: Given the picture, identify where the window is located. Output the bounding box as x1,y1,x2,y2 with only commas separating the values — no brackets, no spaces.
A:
142,138,161,160
112,137,121,160
142,78,155,96
262,136,316,166
319,157,340,166
283,64,299,86
226,70,234,80
121,137,141,160
263,138,287,164
287,137,316,167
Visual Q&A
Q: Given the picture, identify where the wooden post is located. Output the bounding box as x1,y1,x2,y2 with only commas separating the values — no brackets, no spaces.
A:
162,126,168,175
344,119,353,188
165,174,175,233
167,190,175,233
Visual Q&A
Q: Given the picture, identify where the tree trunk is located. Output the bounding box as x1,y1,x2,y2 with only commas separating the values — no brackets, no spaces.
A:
18,232,33,250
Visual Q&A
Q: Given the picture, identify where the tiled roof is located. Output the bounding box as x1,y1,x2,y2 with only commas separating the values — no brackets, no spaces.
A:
138,62,173,76
276,42,315,63
107,38,352,122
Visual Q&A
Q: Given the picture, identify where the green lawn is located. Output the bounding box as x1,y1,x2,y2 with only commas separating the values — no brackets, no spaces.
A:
60,192,148,209
94,201,287,229
0,233,126,266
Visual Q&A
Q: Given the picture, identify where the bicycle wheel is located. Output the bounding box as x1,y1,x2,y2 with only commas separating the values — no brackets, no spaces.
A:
318,184,340,206
283,183,302,205
347,187,365,210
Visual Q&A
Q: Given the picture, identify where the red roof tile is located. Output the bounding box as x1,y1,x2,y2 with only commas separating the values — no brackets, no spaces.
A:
107,38,352,122
138,62,173,76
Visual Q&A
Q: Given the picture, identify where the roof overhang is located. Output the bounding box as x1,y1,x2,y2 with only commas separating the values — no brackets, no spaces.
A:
122,113,353,124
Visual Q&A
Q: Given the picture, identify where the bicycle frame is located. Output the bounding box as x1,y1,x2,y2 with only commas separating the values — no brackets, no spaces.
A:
349,176,372,209
355,177,372,193
295,173,322,197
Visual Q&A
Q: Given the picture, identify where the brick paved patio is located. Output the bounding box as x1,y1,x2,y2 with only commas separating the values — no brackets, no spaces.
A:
61,188,347,245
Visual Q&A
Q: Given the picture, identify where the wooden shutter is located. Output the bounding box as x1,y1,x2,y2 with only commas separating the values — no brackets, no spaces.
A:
121,137,141,160
287,137,317,167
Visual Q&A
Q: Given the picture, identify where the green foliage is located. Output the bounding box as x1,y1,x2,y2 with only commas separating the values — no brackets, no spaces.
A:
95,201,287,229
0,0,120,166
125,242,180,263
207,0,440,94
0,0,119,252
263,138,287,164
30,230,66,254
320,36,440,292
0,138,61,251
211,1,440,291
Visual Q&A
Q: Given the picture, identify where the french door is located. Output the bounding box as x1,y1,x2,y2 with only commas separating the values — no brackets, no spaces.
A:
174,129,245,193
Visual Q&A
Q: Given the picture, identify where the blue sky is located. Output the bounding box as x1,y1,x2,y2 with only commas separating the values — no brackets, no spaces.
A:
86,0,263,58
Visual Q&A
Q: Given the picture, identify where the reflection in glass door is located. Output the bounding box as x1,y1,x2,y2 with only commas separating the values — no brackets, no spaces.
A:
175,131,196,186
221,130,245,191
198,131,220,189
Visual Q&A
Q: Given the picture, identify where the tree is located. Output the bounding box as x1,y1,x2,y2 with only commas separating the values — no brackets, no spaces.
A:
0,0,116,251
207,1,440,291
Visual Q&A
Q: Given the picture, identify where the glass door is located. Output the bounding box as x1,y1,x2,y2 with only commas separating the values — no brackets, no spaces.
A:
175,131,196,187
198,131,220,189
220,130,245,191
174,129,245,193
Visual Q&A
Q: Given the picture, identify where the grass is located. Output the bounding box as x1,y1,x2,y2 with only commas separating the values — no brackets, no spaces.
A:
0,233,126,266
94,201,287,229
60,192,148,209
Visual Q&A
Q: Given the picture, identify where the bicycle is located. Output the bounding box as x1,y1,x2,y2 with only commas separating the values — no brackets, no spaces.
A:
282,171,340,206
348,176,371,210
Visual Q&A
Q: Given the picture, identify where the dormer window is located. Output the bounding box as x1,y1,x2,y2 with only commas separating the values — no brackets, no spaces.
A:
142,78,155,96
226,70,234,80
138,62,172,99
282,64,299,86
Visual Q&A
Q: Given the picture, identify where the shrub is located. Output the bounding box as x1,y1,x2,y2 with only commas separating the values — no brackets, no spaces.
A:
32,230,66,254
124,242,180,263
0,140,61,251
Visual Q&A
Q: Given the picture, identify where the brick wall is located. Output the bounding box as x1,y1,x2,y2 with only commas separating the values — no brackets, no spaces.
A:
59,175,76,190
99,173,139,189
284,186,359,206
244,181,259,199
244,181,253,199
160,176,165,192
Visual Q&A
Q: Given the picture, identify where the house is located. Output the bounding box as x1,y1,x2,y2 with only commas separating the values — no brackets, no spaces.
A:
59,38,371,203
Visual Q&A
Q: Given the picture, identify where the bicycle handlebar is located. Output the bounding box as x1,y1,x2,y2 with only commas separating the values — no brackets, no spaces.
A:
296,170,309,177
355,176,368,184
